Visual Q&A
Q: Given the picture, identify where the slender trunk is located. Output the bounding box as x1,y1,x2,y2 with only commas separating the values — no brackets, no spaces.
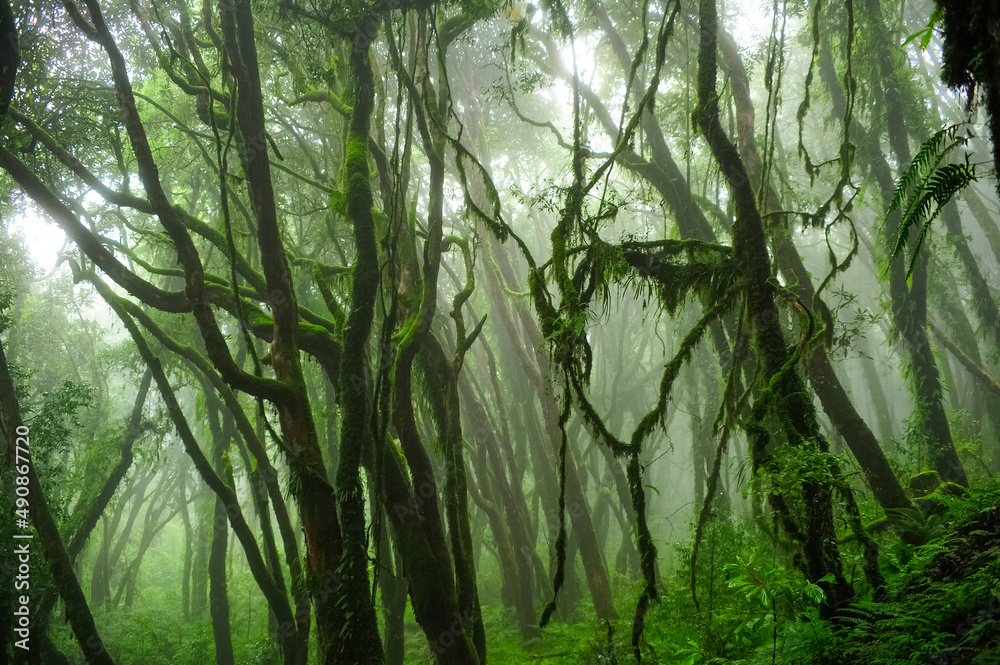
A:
717,25,912,514
538,394,616,621
115,487,177,609
89,275,301,664
930,323,1000,400
458,374,538,639
91,519,111,606
483,233,615,620
942,201,1000,353
522,400,561,599
68,370,152,558
963,187,1000,269
180,478,193,620
935,286,1000,456
59,377,151,617
380,433,481,665
469,338,544,596
107,476,150,575
374,490,406,665
219,0,355,659
191,490,211,618
117,298,310,660
379,12,487,663
207,402,235,665
464,416,537,637
209,494,234,665
860,353,895,443
324,375,339,483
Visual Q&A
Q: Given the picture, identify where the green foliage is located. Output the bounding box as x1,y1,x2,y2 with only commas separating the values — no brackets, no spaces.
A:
829,484,1000,665
883,125,978,278
617,239,737,316
828,285,880,360
6,1,1000,664
0,229,32,332
901,8,943,52
723,549,832,613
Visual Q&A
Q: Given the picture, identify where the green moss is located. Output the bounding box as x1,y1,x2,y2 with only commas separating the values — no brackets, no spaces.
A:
910,470,943,497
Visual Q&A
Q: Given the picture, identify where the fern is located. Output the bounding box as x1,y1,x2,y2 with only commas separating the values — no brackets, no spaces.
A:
886,125,964,216
883,124,978,278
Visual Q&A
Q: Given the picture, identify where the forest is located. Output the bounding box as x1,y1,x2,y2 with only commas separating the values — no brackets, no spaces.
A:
0,0,999,662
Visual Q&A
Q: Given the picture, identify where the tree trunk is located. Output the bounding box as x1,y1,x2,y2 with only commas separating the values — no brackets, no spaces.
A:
482,233,616,621
963,187,1000,269
191,489,210,618
374,491,406,665
860,353,895,443
695,0,853,613
860,0,968,487
209,491,234,665
717,25,912,514
206,401,234,665
180,478,193,620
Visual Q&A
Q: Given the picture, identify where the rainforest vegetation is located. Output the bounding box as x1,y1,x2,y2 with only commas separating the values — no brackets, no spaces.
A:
1,0,999,662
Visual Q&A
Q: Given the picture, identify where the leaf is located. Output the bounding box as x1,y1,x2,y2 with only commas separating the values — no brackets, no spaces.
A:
883,125,977,277
902,28,931,49
328,190,347,216
901,8,943,51
886,125,963,217
644,483,660,497
803,582,826,604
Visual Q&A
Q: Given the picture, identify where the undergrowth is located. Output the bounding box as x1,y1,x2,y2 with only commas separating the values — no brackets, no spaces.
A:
404,482,1000,664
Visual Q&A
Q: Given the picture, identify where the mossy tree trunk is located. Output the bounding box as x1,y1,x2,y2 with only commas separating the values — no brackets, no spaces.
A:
717,24,913,515
695,0,854,613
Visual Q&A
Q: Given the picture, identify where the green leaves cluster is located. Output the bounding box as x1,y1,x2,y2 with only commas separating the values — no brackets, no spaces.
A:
724,548,832,612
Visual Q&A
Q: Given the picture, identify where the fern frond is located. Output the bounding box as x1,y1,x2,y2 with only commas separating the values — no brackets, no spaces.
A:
886,124,966,216
883,125,977,277
902,163,977,277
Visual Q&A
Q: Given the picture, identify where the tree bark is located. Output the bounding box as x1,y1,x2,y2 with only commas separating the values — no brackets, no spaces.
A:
695,0,853,613
860,0,968,486
860,353,896,443
328,21,384,665
206,400,235,665
717,25,912,514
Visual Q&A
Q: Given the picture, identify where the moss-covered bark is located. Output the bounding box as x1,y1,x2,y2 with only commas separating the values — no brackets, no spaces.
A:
851,0,967,486
937,0,1000,201
695,0,853,613
329,22,384,665
717,25,913,515
420,335,487,659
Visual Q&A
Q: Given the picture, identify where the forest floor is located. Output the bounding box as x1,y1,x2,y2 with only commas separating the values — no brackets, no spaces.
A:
49,485,1000,665
398,483,1000,665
